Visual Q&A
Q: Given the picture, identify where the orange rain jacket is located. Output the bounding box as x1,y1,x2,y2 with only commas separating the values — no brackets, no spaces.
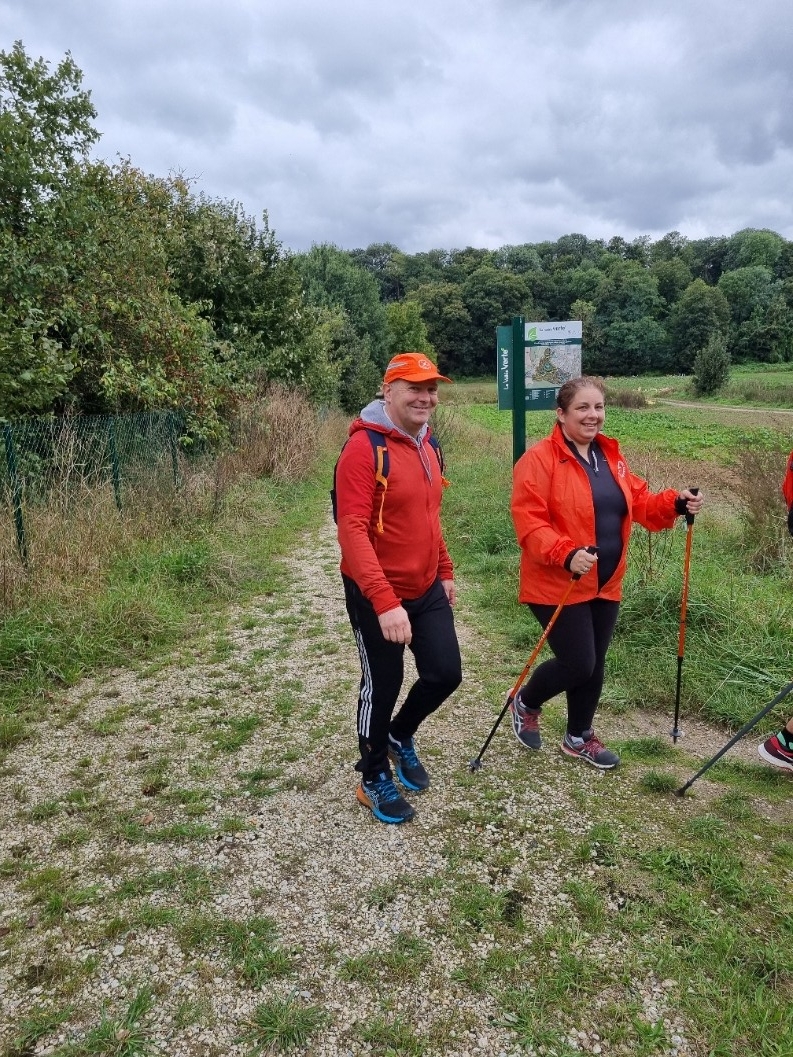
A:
335,415,453,616
511,424,680,604
783,450,793,510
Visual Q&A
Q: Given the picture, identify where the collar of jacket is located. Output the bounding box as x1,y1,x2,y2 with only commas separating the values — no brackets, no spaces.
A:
551,422,619,462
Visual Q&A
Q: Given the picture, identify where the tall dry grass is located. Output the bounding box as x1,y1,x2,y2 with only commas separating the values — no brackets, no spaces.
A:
731,440,792,572
0,386,320,616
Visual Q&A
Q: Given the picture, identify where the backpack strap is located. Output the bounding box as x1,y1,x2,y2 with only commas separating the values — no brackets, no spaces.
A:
365,429,389,535
427,433,446,481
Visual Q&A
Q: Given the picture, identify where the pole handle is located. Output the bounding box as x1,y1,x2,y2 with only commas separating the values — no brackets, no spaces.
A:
685,487,700,526
572,545,599,581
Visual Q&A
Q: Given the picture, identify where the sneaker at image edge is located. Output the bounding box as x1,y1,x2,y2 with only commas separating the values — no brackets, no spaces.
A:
356,771,416,824
509,695,542,750
561,730,620,769
388,734,430,790
758,733,793,772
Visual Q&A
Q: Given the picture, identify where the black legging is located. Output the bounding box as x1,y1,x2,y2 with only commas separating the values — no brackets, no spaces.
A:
519,598,620,737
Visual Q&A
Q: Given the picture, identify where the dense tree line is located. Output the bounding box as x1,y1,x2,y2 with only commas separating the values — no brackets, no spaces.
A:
3,42,793,433
345,230,793,380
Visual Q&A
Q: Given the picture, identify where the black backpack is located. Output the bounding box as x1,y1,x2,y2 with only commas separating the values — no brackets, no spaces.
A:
331,428,444,532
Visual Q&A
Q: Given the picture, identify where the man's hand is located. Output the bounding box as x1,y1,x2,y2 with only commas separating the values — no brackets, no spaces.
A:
379,605,412,644
441,579,456,606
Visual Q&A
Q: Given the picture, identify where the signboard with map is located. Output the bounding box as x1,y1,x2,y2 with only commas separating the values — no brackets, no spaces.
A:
497,320,582,410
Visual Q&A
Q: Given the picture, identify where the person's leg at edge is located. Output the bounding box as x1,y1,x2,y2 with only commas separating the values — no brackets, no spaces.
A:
343,575,415,823
759,715,793,771
388,579,462,789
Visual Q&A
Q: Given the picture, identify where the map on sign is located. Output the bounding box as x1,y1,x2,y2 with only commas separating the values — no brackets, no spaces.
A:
524,321,582,387
525,344,579,386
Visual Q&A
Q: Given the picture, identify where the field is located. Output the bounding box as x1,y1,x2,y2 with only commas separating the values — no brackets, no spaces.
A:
1,385,793,1057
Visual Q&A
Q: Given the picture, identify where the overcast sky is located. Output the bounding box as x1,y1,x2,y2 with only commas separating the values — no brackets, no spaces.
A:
3,0,792,254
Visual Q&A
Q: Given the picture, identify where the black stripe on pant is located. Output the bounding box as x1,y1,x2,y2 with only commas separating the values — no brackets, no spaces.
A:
343,574,462,780
520,598,620,737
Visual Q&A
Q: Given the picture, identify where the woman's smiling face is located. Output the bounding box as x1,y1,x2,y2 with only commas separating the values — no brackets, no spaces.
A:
556,385,605,447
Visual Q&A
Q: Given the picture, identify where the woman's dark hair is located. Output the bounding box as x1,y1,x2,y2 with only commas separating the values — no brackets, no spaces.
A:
556,376,606,411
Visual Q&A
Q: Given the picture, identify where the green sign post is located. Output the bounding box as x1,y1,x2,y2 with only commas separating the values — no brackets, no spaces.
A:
496,317,582,462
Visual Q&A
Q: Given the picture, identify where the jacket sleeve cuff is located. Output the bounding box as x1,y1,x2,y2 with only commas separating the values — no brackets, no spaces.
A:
563,549,579,571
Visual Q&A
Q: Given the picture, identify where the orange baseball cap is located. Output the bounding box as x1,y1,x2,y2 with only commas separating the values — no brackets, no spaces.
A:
383,352,452,385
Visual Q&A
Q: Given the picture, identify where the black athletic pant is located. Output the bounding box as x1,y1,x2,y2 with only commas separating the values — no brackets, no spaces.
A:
343,574,462,780
519,598,620,738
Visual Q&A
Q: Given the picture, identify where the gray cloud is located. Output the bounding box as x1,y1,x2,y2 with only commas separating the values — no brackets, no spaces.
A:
2,0,792,251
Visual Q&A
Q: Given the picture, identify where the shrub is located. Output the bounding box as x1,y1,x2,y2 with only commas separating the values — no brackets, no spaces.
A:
693,333,731,395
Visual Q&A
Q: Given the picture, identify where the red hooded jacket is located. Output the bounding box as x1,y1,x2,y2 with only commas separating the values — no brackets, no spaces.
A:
511,424,680,604
335,417,453,615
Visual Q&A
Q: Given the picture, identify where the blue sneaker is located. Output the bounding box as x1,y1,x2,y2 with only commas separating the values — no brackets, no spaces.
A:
388,734,430,790
356,771,415,824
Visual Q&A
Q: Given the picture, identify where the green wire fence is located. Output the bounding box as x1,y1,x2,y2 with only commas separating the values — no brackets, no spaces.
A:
0,411,185,567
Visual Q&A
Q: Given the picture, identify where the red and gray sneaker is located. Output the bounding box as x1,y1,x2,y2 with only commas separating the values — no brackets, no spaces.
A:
509,695,542,750
561,729,620,769
758,732,793,772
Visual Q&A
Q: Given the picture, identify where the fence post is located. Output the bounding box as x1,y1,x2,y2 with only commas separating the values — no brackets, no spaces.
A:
167,411,182,488
108,417,122,512
3,423,28,566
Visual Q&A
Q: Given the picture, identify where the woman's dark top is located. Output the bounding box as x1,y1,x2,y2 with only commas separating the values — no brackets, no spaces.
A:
565,438,628,590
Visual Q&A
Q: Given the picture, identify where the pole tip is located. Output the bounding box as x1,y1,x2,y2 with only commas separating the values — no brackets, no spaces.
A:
468,758,482,773
674,787,686,797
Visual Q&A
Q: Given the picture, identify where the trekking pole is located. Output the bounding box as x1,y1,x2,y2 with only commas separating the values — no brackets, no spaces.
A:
468,547,597,773
671,488,699,744
675,679,793,796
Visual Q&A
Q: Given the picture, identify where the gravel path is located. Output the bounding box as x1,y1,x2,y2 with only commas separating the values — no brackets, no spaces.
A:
0,515,783,1056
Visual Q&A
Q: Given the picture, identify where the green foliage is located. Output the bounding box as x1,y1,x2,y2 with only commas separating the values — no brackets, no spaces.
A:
385,298,433,357
667,278,730,371
293,242,390,369
406,280,471,378
0,40,98,231
693,331,731,395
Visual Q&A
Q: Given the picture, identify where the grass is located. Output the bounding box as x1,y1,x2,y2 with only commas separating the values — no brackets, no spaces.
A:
2,381,793,1055
242,996,327,1053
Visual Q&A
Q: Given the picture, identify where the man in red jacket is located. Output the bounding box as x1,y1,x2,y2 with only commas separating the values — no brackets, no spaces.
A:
335,352,461,823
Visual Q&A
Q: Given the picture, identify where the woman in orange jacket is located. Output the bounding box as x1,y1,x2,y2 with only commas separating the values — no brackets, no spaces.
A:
510,376,703,768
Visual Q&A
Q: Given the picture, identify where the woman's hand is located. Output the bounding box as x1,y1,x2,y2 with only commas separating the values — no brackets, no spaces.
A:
573,548,597,577
678,488,704,516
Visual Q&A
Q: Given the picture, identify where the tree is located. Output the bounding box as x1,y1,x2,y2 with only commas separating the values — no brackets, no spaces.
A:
385,300,433,358
0,41,98,234
667,279,730,372
571,299,605,373
692,332,730,395
460,266,531,375
494,243,542,274
0,42,100,416
652,258,693,314
590,318,670,376
723,228,785,272
167,195,305,373
594,259,662,323
293,244,390,369
406,282,471,377
347,242,406,302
